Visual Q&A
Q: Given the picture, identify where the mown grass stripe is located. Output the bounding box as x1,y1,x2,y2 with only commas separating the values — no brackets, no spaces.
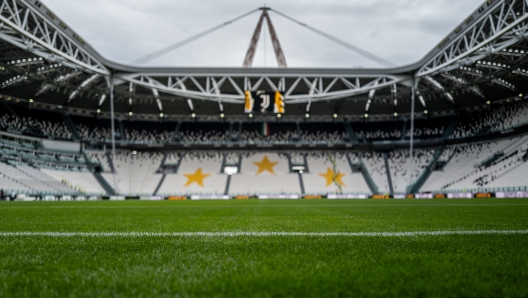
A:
0,230,527,237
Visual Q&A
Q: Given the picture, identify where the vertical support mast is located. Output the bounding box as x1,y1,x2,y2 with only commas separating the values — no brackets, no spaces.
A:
242,11,266,68
109,74,118,195
408,77,416,194
264,10,287,68
243,7,287,68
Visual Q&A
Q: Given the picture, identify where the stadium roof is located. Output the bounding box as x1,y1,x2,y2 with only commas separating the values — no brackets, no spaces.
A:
1,0,527,120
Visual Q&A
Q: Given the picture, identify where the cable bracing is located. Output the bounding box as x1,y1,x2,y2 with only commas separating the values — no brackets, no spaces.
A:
270,9,396,68
133,9,260,65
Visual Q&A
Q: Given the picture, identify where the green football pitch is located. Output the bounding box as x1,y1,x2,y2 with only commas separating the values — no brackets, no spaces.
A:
0,199,527,297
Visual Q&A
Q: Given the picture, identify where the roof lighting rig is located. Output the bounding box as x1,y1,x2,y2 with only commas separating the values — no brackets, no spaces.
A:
498,48,526,57
512,68,528,77
1,74,27,88
37,63,63,75
476,61,512,70
6,57,44,67
458,66,483,76
0,0,527,117
491,78,516,90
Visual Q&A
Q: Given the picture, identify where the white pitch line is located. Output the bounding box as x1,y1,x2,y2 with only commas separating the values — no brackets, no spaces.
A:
0,230,527,237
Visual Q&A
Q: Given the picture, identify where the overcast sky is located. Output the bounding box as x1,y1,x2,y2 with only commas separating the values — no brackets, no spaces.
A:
41,0,484,68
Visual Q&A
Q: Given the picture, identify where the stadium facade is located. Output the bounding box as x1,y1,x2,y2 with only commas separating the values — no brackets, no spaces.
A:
0,0,528,200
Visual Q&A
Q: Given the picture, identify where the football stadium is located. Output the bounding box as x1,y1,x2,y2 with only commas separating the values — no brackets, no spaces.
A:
1,0,528,296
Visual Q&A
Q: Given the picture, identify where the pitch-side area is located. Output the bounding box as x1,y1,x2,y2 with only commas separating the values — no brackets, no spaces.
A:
0,199,527,297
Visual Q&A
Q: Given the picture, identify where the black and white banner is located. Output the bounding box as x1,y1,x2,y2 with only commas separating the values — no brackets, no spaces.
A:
245,90,285,114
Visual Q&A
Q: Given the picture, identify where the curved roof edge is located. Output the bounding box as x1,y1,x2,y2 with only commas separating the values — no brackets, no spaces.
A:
25,0,497,77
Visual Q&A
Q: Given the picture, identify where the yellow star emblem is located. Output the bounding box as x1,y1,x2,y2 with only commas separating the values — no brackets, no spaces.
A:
184,168,211,187
253,156,278,175
319,168,346,187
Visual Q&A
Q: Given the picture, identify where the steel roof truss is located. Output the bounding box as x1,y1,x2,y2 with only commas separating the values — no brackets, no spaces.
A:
419,0,528,77
0,0,108,75
116,74,406,104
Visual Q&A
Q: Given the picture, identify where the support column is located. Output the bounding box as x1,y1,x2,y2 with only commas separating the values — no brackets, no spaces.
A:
109,74,118,195
408,77,416,194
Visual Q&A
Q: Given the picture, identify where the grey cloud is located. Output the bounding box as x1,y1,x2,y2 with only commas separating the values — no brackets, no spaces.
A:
41,0,483,68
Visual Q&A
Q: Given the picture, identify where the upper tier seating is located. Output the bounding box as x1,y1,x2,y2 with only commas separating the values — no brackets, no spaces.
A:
178,122,231,144
451,100,528,139
123,121,174,144
300,123,348,144
353,121,403,141
0,114,26,134
10,105,72,139
72,116,117,142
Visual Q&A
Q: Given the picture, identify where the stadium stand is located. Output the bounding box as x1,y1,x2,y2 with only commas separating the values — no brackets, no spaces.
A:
404,118,451,140
101,151,164,196
1,99,528,197
123,120,175,144
360,152,390,194
0,162,75,193
1,0,528,200
0,105,27,135
8,105,72,140
450,100,528,139
42,169,106,194
178,122,230,144
0,164,32,191
388,149,435,194
158,152,227,196
300,123,348,144
303,152,370,195
229,153,301,195
421,135,528,192
354,121,403,141
73,116,117,142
